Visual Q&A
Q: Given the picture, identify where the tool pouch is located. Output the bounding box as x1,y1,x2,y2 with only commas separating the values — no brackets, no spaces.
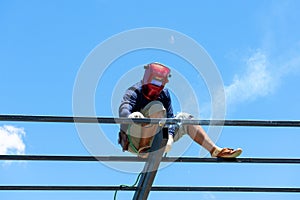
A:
118,130,129,151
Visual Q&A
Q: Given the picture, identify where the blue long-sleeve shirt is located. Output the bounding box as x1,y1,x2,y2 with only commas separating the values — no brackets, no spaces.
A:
119,81,175,135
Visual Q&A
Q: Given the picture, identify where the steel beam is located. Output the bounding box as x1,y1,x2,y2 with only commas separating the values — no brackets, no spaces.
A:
132,127,168,200
1,114,300,127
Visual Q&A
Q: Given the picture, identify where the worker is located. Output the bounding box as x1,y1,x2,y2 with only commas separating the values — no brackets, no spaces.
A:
118,62,242,158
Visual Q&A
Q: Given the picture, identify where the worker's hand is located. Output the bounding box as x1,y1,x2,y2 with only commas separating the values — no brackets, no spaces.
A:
165,134,174,153
128,112,144,118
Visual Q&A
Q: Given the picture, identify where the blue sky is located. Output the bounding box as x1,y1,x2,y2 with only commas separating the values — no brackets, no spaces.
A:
1,0,300,199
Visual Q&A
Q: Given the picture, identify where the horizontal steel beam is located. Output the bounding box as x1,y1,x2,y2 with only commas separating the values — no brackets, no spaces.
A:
0,185,299,193
1,155,300,164
1,114,300,127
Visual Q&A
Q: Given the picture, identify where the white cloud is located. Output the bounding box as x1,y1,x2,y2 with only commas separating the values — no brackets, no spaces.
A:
200,47,300,118
0,125,26,155
225,50,275,106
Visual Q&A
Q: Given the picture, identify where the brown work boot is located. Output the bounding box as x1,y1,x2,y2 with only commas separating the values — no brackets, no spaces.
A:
213,148,242,158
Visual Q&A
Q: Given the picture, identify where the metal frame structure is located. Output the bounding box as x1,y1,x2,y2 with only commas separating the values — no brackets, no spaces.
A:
1,114,300,199
1,155,300,164
1,114,300,127
132,127,168,200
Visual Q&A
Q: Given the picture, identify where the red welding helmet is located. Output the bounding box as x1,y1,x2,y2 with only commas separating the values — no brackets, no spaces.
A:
142,62,171,100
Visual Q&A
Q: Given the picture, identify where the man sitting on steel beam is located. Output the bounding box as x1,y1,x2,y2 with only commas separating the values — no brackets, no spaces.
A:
118,62,242,159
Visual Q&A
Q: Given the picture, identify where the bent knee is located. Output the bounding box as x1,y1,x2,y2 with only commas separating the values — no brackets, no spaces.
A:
149,110,165,118
175,112,194,119
142,101,166,117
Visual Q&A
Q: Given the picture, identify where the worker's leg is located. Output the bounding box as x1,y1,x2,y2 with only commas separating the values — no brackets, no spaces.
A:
186,123,220,155
138,110,164,150
138,101,166,158
173,113,216,152
174,113,242,158
126,101,166,158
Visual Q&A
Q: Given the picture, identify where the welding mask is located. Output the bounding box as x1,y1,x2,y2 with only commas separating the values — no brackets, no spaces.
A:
142,63,171,100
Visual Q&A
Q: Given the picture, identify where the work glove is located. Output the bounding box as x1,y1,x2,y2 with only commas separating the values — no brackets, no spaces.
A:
128,112,144,118
164,134,174,153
